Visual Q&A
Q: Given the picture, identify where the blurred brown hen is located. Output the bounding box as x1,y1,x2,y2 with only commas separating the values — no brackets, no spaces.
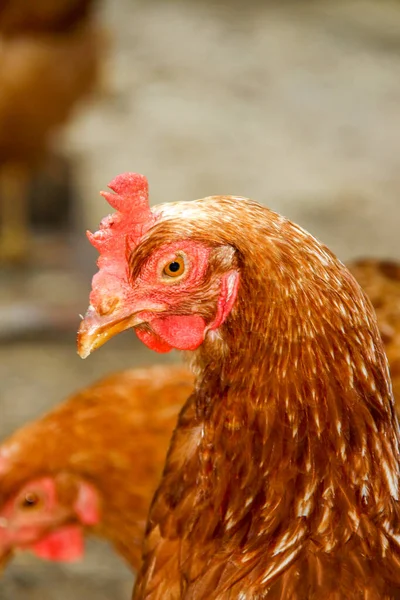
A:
0,26,100,164
0,2,101,263
0,365,193,570
78,173,400,599
0,0,95,35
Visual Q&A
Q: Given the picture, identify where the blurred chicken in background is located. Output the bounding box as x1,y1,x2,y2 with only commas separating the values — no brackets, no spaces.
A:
0,0,102,265
348,259,400,406
0,0,94,34
0,365,194,572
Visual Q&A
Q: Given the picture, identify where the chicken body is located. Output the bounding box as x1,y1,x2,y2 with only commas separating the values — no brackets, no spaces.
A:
0,365,193,570
78,174,400,599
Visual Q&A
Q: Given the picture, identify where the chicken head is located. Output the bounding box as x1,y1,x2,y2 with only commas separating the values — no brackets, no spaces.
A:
0,472,100,567
77,173,239,357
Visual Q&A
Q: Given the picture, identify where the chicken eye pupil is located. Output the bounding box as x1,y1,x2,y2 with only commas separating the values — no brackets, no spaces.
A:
168,262,180,272
163,256,185,278
22,493,39,508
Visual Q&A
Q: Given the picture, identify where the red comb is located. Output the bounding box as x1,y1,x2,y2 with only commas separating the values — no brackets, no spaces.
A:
87,173,157,309
87,172,155,254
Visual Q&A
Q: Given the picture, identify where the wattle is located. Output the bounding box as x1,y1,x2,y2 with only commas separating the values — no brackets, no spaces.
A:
136,315,206,352
30,525,84,562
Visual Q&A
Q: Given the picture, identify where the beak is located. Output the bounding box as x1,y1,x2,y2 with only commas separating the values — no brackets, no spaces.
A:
77,304,146,359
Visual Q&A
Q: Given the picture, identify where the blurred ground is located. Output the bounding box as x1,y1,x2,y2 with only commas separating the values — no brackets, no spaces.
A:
1,0,400,598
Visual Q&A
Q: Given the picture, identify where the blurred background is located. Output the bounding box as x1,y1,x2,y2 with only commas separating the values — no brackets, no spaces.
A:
1,0,400,597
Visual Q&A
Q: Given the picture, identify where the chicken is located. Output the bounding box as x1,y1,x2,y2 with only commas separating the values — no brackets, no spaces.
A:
0,9,101,263
0,0,95,35
78,173,400,599
0,26,100,165
0,365,193,571
348,259,400,407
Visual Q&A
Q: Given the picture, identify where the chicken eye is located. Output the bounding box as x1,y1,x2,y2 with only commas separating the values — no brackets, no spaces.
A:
20,491,42,510
162,256,185,278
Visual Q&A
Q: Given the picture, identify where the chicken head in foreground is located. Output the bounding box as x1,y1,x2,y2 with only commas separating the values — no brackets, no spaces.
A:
78,173,400,599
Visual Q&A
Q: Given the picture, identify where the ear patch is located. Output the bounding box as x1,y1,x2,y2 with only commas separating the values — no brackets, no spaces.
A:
74,481,100,525
208,270,240,332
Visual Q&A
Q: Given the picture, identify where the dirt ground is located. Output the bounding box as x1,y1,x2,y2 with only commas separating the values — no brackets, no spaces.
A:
1,0,400,598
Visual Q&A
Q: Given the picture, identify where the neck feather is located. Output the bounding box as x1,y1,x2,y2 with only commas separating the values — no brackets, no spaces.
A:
190,218,399,554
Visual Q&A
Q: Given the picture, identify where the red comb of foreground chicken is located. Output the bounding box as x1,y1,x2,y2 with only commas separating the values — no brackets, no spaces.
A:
78,174,400,599
83,173,156,349
0,365,193,572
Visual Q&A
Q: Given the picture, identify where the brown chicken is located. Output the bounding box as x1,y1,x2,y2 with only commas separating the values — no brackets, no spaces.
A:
0,27,100,166
0,0,95,35
0,365,193,571
348,259,400,406
0,4,101,263
78,173,400,599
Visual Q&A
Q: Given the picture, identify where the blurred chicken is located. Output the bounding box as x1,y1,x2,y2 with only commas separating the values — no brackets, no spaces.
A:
0,27,100,165
0,1,102,264
0,365,193,570
348,259,400,412
0,0,95,35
